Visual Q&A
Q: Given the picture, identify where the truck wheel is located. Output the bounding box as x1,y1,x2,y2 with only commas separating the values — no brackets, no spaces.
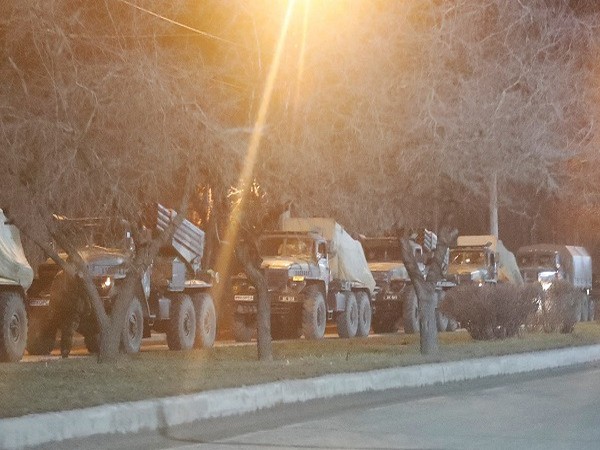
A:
337,292,358,338
0,292,28,362
402,287,420,334
26,314,55,356
355,291,371,337
436,310,449,332
233,314,255,342
120,296,144,354
167,295,196,351
193,292,216,348
302,286,326,340
589,298,596,321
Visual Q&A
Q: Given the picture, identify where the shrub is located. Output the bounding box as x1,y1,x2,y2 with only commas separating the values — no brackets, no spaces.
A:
439,283,540,340
531,280,583,333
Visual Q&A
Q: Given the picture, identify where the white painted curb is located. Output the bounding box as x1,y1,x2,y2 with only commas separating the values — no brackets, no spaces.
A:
2,344,600,449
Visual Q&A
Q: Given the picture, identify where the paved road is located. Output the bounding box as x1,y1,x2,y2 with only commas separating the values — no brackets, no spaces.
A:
44,363,600,450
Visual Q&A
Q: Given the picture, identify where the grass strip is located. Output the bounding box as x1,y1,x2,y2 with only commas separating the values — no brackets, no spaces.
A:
1,323,600,418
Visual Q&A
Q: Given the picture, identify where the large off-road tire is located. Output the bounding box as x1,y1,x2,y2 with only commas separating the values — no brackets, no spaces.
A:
233,314,255,342
167,295,196,351
355,291,372,337
372,316,399,334
0,291,28,362
192,292,216,348
589,298,596,322
26,314,55,356
402,287,420,334
302,286,327,340
120,296,144,354
336,292,359,338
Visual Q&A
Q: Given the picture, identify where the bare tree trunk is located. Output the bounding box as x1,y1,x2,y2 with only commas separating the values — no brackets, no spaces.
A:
235,239,272,361
396,225,457,355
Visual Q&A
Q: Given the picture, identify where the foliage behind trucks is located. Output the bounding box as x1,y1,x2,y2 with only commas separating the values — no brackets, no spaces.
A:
27,204,217,355
232,218,375,341
447,235,523,286
517,244,593,321
0,209,34,362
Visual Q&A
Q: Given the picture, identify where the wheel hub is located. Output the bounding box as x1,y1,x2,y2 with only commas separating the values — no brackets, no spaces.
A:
9,313,21,343
128,314,138,338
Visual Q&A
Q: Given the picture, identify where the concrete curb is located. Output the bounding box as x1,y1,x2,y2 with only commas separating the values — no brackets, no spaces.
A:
3,344,600,449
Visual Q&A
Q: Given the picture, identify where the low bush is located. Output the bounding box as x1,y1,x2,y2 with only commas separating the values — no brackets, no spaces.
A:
530,280,583,333
440,283,540,340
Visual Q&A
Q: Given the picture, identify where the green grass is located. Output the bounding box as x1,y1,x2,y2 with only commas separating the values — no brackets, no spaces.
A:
2,323,600,418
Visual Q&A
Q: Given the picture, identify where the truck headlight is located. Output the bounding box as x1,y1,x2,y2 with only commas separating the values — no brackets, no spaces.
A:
97,276,113,296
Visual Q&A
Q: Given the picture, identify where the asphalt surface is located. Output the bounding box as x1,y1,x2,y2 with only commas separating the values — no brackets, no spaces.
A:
35,362,600,450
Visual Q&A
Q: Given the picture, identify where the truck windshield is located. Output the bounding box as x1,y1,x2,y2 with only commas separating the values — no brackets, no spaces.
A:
363,246,402,262
518,253,556,268
260,237,313,258
450,250,484,265
58,219,131,251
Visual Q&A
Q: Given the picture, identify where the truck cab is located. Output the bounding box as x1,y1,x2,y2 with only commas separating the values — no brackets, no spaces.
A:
448,244,497,285
361,237,424,333
232,218,374,342
517,244,592,292
232,231,329,340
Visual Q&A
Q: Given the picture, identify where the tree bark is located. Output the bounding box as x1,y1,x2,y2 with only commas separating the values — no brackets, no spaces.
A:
235,238,272,361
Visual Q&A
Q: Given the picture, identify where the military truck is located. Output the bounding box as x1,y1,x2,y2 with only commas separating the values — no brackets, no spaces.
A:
517,244,593,320
27,204,217,355
0,209,33,362
447,235,523,286
231,218,375,341
361,236,424,334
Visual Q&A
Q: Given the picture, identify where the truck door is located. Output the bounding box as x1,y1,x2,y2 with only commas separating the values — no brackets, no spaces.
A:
317,241,330,288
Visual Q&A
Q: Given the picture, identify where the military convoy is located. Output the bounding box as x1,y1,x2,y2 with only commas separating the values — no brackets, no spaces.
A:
1,203,597,361
232,218,375,341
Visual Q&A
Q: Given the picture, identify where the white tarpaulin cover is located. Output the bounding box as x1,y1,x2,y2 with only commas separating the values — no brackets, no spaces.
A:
281,218,376,294
0,209,33,288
